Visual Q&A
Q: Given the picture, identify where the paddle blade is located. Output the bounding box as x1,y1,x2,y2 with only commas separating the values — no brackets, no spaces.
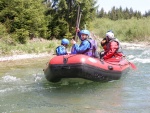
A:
129,62,137,70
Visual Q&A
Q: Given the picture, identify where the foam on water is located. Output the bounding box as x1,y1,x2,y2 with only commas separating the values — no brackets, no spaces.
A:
131,58,150,63
121,42,147,50
2,75,21,82
0,88,13,93
127,49,150,64
138,49,150,58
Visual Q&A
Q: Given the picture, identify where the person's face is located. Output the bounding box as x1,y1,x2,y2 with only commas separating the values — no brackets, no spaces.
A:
64,44,68,48
106,36,110,42
81,34,88,40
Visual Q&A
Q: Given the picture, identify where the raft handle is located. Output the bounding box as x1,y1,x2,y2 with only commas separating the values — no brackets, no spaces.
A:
108,66,113,70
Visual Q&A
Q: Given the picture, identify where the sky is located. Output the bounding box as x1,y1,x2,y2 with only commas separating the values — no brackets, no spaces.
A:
96,0,150,14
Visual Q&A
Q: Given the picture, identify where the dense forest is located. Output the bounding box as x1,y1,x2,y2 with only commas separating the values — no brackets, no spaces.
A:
0,0,150,45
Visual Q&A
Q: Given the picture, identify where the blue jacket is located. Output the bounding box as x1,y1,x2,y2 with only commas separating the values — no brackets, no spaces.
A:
72,40,91,54
71,32,91,55
56,46,67,55
71,32,98,57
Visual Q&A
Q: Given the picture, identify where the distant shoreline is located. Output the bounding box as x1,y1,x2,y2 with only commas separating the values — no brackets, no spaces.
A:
0,42,149,62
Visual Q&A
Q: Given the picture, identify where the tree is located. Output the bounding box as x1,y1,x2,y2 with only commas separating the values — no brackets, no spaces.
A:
98,8,105,18
0,0,97,42
46,0,97,38
0,0,48,43
110,6,117,20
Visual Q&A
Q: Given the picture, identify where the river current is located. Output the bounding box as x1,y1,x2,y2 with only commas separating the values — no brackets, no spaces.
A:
0,46,150,113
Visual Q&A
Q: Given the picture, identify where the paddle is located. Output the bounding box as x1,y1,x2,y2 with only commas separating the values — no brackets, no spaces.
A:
74,5,80,41
124,56,137,70
75,5,82,42
71,5,82,54
129,62,137,70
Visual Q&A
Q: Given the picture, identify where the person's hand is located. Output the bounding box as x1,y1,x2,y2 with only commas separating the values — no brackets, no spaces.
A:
101,39,107,46
67,52,71,55
101,40,106,44
71,39,76,44
100,51,105,55
76,27,80,32
100,58,103,60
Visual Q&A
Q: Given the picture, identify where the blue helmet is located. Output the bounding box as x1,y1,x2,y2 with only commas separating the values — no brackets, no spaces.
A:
61,38,69,45
80,30,90,36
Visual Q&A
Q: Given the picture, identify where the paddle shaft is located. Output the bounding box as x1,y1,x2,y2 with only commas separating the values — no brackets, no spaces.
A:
75,5,82,42
129,61,137,70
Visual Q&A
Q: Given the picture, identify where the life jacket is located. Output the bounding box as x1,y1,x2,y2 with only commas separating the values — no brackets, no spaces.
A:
82,38,97,57
106,38,123,53
55,45,67,55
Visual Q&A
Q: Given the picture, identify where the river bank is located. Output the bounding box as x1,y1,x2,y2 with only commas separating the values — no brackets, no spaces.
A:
0,42,149,62
0,53,51,62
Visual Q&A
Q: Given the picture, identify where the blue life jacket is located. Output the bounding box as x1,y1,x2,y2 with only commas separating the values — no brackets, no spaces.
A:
56,45,67,56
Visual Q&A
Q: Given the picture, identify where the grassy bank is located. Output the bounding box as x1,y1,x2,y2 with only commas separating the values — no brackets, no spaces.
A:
90,17,150,42
0,38,59,56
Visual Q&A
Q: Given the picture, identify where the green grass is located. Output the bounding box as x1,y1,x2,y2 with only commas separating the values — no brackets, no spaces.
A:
0,39,60,56
90,17,150,42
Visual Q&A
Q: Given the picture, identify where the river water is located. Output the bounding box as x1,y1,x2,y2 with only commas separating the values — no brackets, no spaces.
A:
0,46,150,113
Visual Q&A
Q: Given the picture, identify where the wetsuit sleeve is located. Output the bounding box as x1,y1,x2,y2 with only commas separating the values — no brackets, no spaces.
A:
74,40,91,54
71,45,77,54
103,41,119,59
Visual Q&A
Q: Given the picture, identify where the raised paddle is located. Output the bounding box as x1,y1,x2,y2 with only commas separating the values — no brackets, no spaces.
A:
129,62,137,70
124,56,137,70
75,5,82,42
75,5,80,41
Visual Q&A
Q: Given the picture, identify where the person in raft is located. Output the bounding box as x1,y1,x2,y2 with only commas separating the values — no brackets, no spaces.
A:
71,28,99,58
56,38,69,56
100,30,124,61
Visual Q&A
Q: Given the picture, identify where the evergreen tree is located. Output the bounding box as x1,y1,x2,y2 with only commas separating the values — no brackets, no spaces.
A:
110,6,117,20
96,6,146,20
0,0,48,43
46,0,97,39
134,11,142,19
98,8,105,18
123,7,130,19
129,8,134,18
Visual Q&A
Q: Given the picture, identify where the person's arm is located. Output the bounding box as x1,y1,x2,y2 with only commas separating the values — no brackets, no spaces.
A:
74,40,90,54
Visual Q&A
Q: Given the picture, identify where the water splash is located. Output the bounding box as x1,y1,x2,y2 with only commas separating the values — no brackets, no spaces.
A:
127,49,150,64
2,75,21,82
0,88,13,93
138,49,150,58
127,55,135,59
131,58,150,64
33,73,43,82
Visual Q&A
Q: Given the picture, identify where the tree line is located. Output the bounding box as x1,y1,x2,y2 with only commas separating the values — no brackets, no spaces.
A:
97,6,150,20
1,0,150,45
0,0,97,44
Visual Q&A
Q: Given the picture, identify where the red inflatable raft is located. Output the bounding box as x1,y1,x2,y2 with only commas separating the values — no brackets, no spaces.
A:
44,54,130,82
